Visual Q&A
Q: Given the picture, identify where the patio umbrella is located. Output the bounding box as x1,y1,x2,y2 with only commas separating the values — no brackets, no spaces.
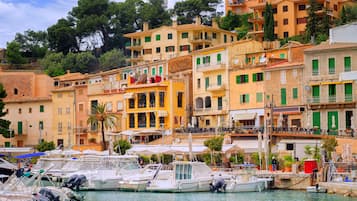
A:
15,152,46,159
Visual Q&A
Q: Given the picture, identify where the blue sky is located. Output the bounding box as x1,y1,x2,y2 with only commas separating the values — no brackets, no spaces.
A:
0,0,77,48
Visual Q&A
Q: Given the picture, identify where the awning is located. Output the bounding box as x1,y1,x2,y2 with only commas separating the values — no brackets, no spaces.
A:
123,92,134,99
234,113,256,121
15,152,46,159
233,140,266,153
157,110,168,117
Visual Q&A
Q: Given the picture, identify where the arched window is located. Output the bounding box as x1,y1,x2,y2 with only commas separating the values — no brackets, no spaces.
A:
14,88,18,95
205,96,211,108
195,97,203,109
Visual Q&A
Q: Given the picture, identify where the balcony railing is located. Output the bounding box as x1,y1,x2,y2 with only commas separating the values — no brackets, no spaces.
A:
312,70,319,76
307,95,355,104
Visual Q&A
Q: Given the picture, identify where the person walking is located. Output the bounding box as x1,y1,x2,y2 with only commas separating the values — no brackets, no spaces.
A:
272,156,277,171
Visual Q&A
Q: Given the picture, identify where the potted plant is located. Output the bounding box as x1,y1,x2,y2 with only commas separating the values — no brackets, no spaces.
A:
283,155,294,172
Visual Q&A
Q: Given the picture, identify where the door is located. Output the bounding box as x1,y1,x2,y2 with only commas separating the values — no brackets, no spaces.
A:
312,112,321,134
312,86,320,103
18,121,23,135
327,111,338,135
345,83,352,102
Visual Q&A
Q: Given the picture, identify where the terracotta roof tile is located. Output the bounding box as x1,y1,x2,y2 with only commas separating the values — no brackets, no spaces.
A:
5,97,52,103
304,42,357,52
265,61,303,70
54,73,87,81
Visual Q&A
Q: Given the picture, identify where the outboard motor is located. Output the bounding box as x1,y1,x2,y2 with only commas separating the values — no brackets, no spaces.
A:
210,176,226,193
63,174,87,191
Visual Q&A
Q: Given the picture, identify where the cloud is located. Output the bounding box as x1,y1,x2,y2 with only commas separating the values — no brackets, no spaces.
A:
0,0,77,48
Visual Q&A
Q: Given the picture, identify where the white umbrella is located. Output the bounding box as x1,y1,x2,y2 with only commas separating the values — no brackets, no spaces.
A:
188,132,193,161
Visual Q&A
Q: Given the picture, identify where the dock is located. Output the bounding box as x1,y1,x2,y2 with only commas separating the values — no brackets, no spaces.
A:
319,182,357,197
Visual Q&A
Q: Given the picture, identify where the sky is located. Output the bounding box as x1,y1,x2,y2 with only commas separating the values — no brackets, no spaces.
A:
0,0,223,48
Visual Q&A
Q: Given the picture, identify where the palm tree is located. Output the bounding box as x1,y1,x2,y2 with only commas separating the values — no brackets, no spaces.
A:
87,103,117,150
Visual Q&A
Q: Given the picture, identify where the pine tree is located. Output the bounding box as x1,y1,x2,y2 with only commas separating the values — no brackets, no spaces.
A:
306,0,319,42
341,6,347,24
0,83,12,138
263,3,275,41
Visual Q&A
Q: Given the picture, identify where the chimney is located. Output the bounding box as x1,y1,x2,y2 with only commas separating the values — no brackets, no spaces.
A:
172,15,177,27
66,70,70,74
195,16,201,25
143,22,149,31
212,18,218,28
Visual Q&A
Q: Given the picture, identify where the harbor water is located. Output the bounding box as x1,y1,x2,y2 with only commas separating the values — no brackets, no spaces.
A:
80,190,356,201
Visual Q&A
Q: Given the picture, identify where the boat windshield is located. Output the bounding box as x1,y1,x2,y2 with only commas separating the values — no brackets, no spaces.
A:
175,164,192,180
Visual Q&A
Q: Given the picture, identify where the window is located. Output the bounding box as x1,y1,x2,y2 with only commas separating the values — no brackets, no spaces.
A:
274,21,278,27
217,75,222,86
18,121,23,135
143,68,148,74
149,92,155,107
165,46,175,52
328,84,336,102
196,58,201,65
344,56,351,72
182,32,188,38
159,117,165,127
280,53,285,59
224,34,227,43
292,69,298,78
58,108,62,115
40,105,44,112
281,88,287,105
156,47,160,53
39,121,43,130
312,59,319,75
236,74,249,84
283,32,289,38
14,88,18,95
156,34,160,41
29,108,32,113
145,36,151,42
66,107,70,114
286,143,294,150
231,36,234,42
205,77,209,90
159,92,165,107
18,108,22,114
196,97,203,109
58,122,62,133
346,111,353,129
168,33,173,39
151,67,156,76
283,5,288,12
334,4,337,11
117,101,123,111
179,45,190,51
138,113,146,128
159,66,163,75
345,83,352,102
328,58,335,74
205,119,210,126
217,53,221,63
283,18,288,25
280,70,286,84
218,97,223,110
197,79,201,89
138,93,147,108
253,73,264,82
212,33,217,39
256,92,263,103
129,114,135,128
296,17,307,24
272,8,277,13
293,88,298,99
106,102,113,112
240,94,249,103
143,48,152,55
312,85,320,103
177,92,183,108
298,4,306,10
205,96,211,108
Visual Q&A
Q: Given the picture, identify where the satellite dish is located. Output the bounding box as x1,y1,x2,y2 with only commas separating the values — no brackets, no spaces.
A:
304,85,311,91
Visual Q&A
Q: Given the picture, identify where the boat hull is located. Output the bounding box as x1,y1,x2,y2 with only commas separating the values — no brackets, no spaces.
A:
147,179,212,193
225,180,266,192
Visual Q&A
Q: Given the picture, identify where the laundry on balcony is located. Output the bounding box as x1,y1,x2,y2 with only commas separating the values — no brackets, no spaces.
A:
135,73,147,84
233,113,257,121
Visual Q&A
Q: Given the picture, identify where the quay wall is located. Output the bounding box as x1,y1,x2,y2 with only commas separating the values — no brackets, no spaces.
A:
320,182,357,197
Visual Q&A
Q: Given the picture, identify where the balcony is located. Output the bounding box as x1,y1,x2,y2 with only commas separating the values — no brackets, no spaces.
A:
248,17,264,23
207,84,226,92
74,127,88,134
126,55,143,63
307,95,356,109
190,36,213,44
125,42,143,50
193,107,228,116
104,81,125,94
228,0,245,7
197,62,226,72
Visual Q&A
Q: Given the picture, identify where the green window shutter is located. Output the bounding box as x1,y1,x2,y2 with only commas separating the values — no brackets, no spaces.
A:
312,112,321,134
240,95,243,103
40,105,44,112
217,75,222,86
261,73,264,81
196,58,200,65
246,94,250,103
203,57,206,64
327,111,338,135
205,77,209,89
244,75,248,83
224,35,227,43
281,88,286,105
293,88,298,99
152,68,156,76
4,142,10,147
18,121,23,135
208,56,210,63
345,83,352,101
312,59,319,74
328,58,335,74
245,57,249,64
145,36,151,42
328,84,336,96
253,73,257,82
236,76,240,84
159,66,163,75
218,97,223,108
144,69,148,74
312,85,320,97
182,32,188,38
156,34,160,41
217,54,221,62
256,92,263,102
344,57,351,71
279,53,285,59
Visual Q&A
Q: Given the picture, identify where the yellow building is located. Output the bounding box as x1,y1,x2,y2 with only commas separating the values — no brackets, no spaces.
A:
191,40,263,129
0,71,54,147
124,78,186,143
124,17,238,66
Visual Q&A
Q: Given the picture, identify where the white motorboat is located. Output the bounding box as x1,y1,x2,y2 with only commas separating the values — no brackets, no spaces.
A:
118,163,162,191
224,175,271,192
146,161,216,192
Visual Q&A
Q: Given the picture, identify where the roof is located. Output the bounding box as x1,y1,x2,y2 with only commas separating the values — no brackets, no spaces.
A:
265,61,304,71
4,96,52,103
304,42,357,52
124,23,236,38
54,72,87,81
52,86,75,92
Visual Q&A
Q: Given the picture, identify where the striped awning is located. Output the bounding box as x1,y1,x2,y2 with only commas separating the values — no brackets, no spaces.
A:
234,113,257,121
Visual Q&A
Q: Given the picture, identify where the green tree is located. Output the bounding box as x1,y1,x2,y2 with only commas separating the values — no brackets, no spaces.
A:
113,139,132,155
99,49,127,71
6,41,26,64
217,11,241,31
47,18,79,54
322,137,338,160
35,141,55,152
62,52,98,73
40,52,65,77
0,83,12,139
306,0,319,42
263,3,275,41
204,136,224,165
14,29,48,59
172,0,220,24
138,0,171,29
87,103,118,150
336,5,357,25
